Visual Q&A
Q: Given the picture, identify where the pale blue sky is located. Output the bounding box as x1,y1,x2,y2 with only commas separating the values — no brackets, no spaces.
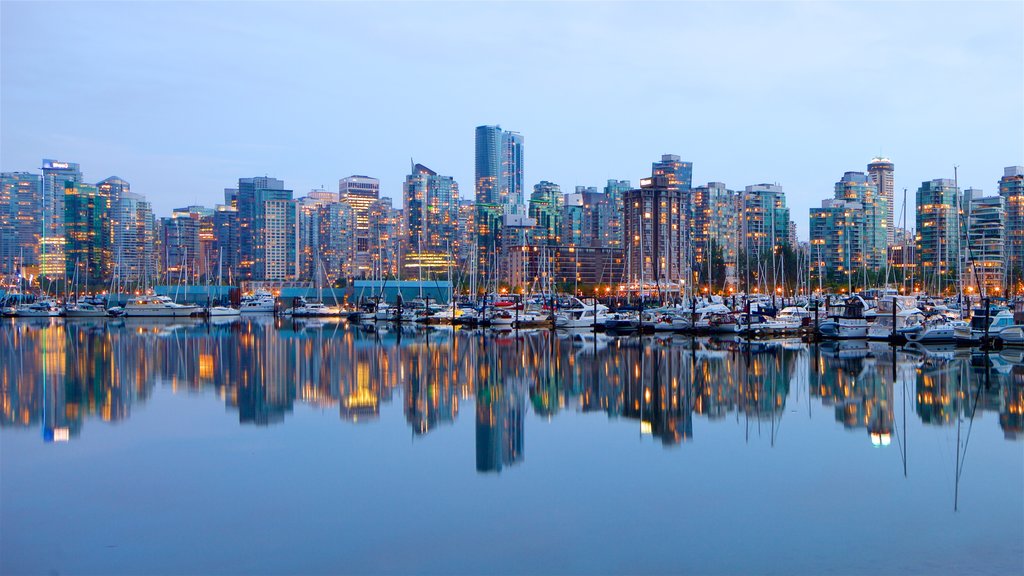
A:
2,1,1022,239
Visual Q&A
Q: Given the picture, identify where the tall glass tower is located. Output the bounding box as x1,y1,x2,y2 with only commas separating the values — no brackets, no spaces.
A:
868,157,895,244
474,125,524,291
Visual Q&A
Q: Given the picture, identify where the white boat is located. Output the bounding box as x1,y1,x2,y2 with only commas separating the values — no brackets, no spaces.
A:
207,305,241,317
641,309,690,332
997,325,1024,347
819,296,869,339
292,301,339,317
953,309,1016,345
904,317,966,344
555,298,610,329
13,299,62,317
601,311,640,333
239,289,276,313
868,295,923,340
64,301,108,318
123,296,201,317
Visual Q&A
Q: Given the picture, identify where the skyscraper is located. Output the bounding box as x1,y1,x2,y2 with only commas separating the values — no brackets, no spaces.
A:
692,182,738,291
317,201,356,282
962,189,1004,296
528,181,563,246
475,125,524,289
651,154,692,192
868,157,895,244
501,130,524,210
237,176,297,281
403,163,459,275
603,179,631,248
834,171,887,269
41,159,82,279
1000,166,1024,293
63,182,111,288
915,178,959,294
111,191,157,285
0,172,41,274
298,188,340,281
740,184,791,292
339,175,380,277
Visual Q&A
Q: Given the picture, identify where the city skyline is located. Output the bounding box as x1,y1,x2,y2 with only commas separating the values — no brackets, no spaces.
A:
2,2,1021,239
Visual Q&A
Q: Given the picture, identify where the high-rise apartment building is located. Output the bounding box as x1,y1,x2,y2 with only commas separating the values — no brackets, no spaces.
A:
915,178,959,294
603,179,631,248
962,189,1004,295
651,154,692,192
623,174,686,291
1000,166,1024,293
0,172,41,274
868,157,895,244
561,192,585,247
403,163,459,275
692,182,738,291
739,184,791,291
834,171,887,269
162,206,212,283
810,199,864,288
528,181,563,246
111,191,156,285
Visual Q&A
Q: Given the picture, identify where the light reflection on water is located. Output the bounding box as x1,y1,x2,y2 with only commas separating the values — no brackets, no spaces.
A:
1,317,1022,574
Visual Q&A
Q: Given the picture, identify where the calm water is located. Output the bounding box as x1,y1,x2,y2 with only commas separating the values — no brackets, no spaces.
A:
1,317,1022,575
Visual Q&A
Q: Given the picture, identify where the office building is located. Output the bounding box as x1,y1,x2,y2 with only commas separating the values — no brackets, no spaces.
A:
298,188,340,281
475,125,524,288
40,159,82,279
237,176,297,281
63,182,111,288
212,204,239,281
339,175,380,276
318,201,356,282
403,163,459,275
0,172,41,274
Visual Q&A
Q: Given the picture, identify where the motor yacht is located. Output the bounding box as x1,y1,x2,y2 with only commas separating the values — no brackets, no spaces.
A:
239,289,276,313
123,296,201,317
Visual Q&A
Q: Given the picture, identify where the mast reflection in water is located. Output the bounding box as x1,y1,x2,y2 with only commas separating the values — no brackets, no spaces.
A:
2,317,1022,574
3,317,1021,451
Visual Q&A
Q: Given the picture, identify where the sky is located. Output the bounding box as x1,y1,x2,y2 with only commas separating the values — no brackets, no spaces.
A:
2,1,1022,240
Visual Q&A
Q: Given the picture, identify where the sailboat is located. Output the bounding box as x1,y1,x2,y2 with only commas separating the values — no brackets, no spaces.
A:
64,258,107,317
206,249,240,317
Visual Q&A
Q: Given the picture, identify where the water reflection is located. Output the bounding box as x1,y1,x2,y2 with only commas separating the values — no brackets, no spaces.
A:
2,318,1021,460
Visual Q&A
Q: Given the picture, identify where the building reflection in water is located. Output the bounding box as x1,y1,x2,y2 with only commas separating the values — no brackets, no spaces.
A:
2,319,1021,462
